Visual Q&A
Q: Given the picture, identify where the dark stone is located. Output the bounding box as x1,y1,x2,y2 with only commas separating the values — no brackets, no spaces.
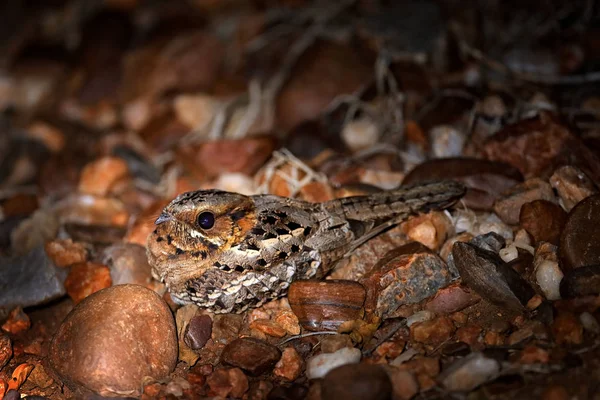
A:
0,246,67,316
322,364,392,400
559,194,600,270
184,314,212,350
221,337,281,376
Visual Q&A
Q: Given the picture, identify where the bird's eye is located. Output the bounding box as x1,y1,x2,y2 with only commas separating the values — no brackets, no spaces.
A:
197,211,215,230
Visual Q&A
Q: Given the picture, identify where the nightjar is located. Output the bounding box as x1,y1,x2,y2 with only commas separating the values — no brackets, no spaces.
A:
146,180,465,313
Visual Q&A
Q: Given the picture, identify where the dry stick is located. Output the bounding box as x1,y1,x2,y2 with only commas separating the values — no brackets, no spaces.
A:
278,331,339,346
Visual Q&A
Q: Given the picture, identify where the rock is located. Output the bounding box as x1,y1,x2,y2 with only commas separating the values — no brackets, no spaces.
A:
173,93,220,131
439,352,500,392
274,310,301,336
400,212,453,251
44,239,88,268
320,334,354,354
361,243,452,318
11,209,59,255
452,242,535,312
482,112,593,179
533,243,563,301
0,333,12,369
493,178,557,225
49,285,177,397
1,307,30,334
321,364,392,400
410,316,456,346
249,319,287,338
424,283,480,315
403,158,523,210
560,264,600,297
579,312,600,334
550,165,598,211
273,347,304,381
288,280,366,331
552,312,583,345
387,367,418,400
542,385,570,400
306,347,361,380
430,125,465,158
206,368,248,398
220,337,281,376
0,246,67,313
519,200,567,245
212,314,243,345
101,243,153,286
276,40,372,131
78,157,129,197
559,194,600,270
64,262,112,304
342,117,380,152
177,136,276,181
184,314,212,350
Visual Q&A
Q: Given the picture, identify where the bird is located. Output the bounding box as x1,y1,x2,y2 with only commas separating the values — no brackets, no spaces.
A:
146,180,465,313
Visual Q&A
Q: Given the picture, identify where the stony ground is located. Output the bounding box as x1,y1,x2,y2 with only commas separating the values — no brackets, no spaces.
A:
0,1,600,399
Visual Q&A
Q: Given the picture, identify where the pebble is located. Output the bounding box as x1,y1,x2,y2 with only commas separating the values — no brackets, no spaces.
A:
579,312,600,334
320,334,354,354
452,242,535,312
273,347,304,381
212,314,243,345
550,165,598,211
78,156,129,197
424,283,481,315
430,125,465,158
533,243,563,301
206,367,249,398
559,194,600,270
275,41,371,131
552,312,583,345
0,333,12,369
321,364,392,400
177,136,276,180
405,310,436,327
101,243,153,286
44,239,88,268
560,264,600,297
410,316,456,346
0,246,67,311
361,243,451,318
288,280,366,331
184,314,212,350
49,285,177,397
220,337,281,376
481,112,575,178
342,117,380,152
306,347,362,380
173,93,219,131
1,307,30,334
64,262,112,304
493,178,557,225
387,367,419,400
439,352,500,392
401,212,453,251
519,200,567,245
249,319,287,338
274,310,301,336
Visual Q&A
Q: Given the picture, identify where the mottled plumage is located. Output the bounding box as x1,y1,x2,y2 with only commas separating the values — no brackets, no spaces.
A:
146,180,465,313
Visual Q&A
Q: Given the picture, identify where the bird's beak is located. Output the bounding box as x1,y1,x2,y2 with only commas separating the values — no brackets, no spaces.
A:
155,212,172,225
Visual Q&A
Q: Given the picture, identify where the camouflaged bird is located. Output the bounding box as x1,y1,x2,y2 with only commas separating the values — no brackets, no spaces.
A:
146,180,465,313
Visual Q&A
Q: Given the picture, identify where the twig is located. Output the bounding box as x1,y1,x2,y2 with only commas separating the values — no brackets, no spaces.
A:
278,331,339,346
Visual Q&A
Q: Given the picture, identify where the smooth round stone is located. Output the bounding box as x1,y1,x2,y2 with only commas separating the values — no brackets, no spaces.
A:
322,364,392,400
49,284,177,397
559,194,600,270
